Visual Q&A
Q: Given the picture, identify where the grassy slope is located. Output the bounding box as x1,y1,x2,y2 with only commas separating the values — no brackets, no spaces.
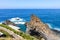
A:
0,37,13,40
0,30,11,37
0,30,13,40
0,24,38,40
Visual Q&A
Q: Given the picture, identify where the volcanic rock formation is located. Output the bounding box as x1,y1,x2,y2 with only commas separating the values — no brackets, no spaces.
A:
25,14,60,40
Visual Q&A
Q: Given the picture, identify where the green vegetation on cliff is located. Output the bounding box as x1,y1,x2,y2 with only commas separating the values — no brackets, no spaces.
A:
0,30,11,37
0,30,13,40
0,24,38,40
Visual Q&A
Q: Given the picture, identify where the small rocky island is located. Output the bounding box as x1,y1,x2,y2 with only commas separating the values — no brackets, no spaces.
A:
25,14,60,40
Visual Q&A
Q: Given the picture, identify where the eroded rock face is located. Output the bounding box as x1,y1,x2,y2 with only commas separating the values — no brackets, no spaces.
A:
25,14,60,40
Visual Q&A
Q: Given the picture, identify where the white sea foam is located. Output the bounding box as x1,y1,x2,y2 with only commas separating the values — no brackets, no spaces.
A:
46,23,53,28
8,25,20,31
0,22,2,24
53,28,60,31
9,17,26,24
0,21,4,24
46,23,60,31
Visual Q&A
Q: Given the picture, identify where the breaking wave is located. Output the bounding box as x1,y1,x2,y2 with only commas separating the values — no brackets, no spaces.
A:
46,23,60,31
9,17,26,24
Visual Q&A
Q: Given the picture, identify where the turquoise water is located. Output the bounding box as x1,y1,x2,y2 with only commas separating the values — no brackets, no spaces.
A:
0,9,60,31
17,24,27,32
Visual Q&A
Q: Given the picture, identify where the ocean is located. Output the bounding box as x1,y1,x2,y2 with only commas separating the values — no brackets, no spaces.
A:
0,9,60,32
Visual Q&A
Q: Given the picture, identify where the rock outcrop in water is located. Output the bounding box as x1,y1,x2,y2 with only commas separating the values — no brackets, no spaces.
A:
2,20,16,26
25,14,60,40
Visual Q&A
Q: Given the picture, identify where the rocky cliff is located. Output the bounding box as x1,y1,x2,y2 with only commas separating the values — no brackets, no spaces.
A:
25,14,60,40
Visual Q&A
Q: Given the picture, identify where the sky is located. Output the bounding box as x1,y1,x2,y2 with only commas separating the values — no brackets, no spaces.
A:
0,0,60,9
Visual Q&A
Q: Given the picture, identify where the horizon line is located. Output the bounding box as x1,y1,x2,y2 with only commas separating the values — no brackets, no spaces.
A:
0,8,60,9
